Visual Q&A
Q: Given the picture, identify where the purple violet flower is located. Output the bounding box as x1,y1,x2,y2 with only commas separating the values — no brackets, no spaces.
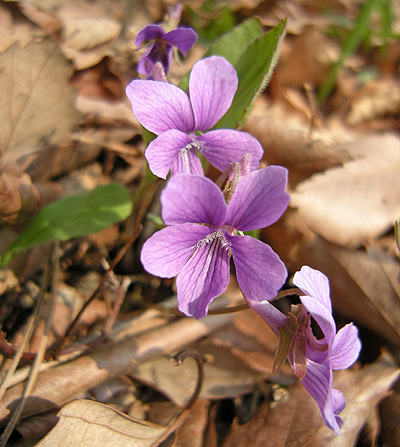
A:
136,24,198,77
141,166,290,318
249,266,361,434
126,56,263,178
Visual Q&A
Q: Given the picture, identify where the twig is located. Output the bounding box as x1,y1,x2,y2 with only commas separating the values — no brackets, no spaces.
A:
55,225,142,356
150,349,205,447
0,242,60,447
0,265,51,400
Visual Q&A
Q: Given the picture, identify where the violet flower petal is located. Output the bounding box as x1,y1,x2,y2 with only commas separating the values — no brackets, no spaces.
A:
135,24,165,47
141,223,213,277
246,298,288,334
293,266,332,311
228,235,287,302
161,174,227,227
294,266,336,346
331,323,361,370
125,80,195,134
170,146,203,177
145,129,193,179
300,360,343,434
164,28,198,56
226,166,290,231
189,56,238,131
197,129,263,172
299,295,336,347
177,238,230,318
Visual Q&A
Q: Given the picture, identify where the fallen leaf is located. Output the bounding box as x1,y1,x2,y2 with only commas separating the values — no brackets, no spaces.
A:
223,354,399,447
346,77,400,126
35,399,167,447
0,38,80,170
133,340,265,406
291,134,400,246
243,98,352,185
172,399,210,447
63,17,120,51
0,304,237,422
276,25,338,88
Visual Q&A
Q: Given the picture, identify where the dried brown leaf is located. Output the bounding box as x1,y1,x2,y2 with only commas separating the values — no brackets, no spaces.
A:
35,399,167,447
0,39,80,170
223,354,399,447
291,134,400,246
276,26,338,88
0,304,237,422
244,99,352,184
134,340,265,407
171,399,210,447
346,77,400,126
63,18,120,51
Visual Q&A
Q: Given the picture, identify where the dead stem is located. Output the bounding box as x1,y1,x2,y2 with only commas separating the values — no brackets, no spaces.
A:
150,349,205,447
0,242,60,447
55,225,142,356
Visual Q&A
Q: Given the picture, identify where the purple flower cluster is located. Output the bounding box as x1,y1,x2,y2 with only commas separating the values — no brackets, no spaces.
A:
127,23,361,434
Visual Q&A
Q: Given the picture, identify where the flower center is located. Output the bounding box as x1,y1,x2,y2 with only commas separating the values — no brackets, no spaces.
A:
180,141,200,173
196,230,231,250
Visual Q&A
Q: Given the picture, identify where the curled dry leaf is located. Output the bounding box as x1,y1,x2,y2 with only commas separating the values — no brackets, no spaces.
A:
291,133,400,246
0,173,39,224
0,38,80,171
35,399,167,447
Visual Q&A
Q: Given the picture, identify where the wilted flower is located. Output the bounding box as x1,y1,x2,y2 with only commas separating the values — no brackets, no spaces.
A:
249,266,361,434
126,56,263,178
141,167,289,318
136,24,198,77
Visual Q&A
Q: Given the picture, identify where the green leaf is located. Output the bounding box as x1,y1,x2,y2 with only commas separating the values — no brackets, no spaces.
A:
0,184,132,268
142,126,157,147
179,18,263,91
204,17,263,65
215,19,287,130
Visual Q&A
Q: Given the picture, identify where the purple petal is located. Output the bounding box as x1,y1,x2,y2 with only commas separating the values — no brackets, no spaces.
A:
137,55,153,77
135,24,165,47
228,235,287,302
164,28,198,56
170,148,203,176
141,224,213,278
145,130,193,179
197,129,263,172
161,174,227,226
176,236,230,318
226,166,290,231
299,295,336,348
300,360,343,434
331,323,361,370
125,80,195,134
246,299,288,335
293,266,332,312
332,388,346,415
189,56,238,131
